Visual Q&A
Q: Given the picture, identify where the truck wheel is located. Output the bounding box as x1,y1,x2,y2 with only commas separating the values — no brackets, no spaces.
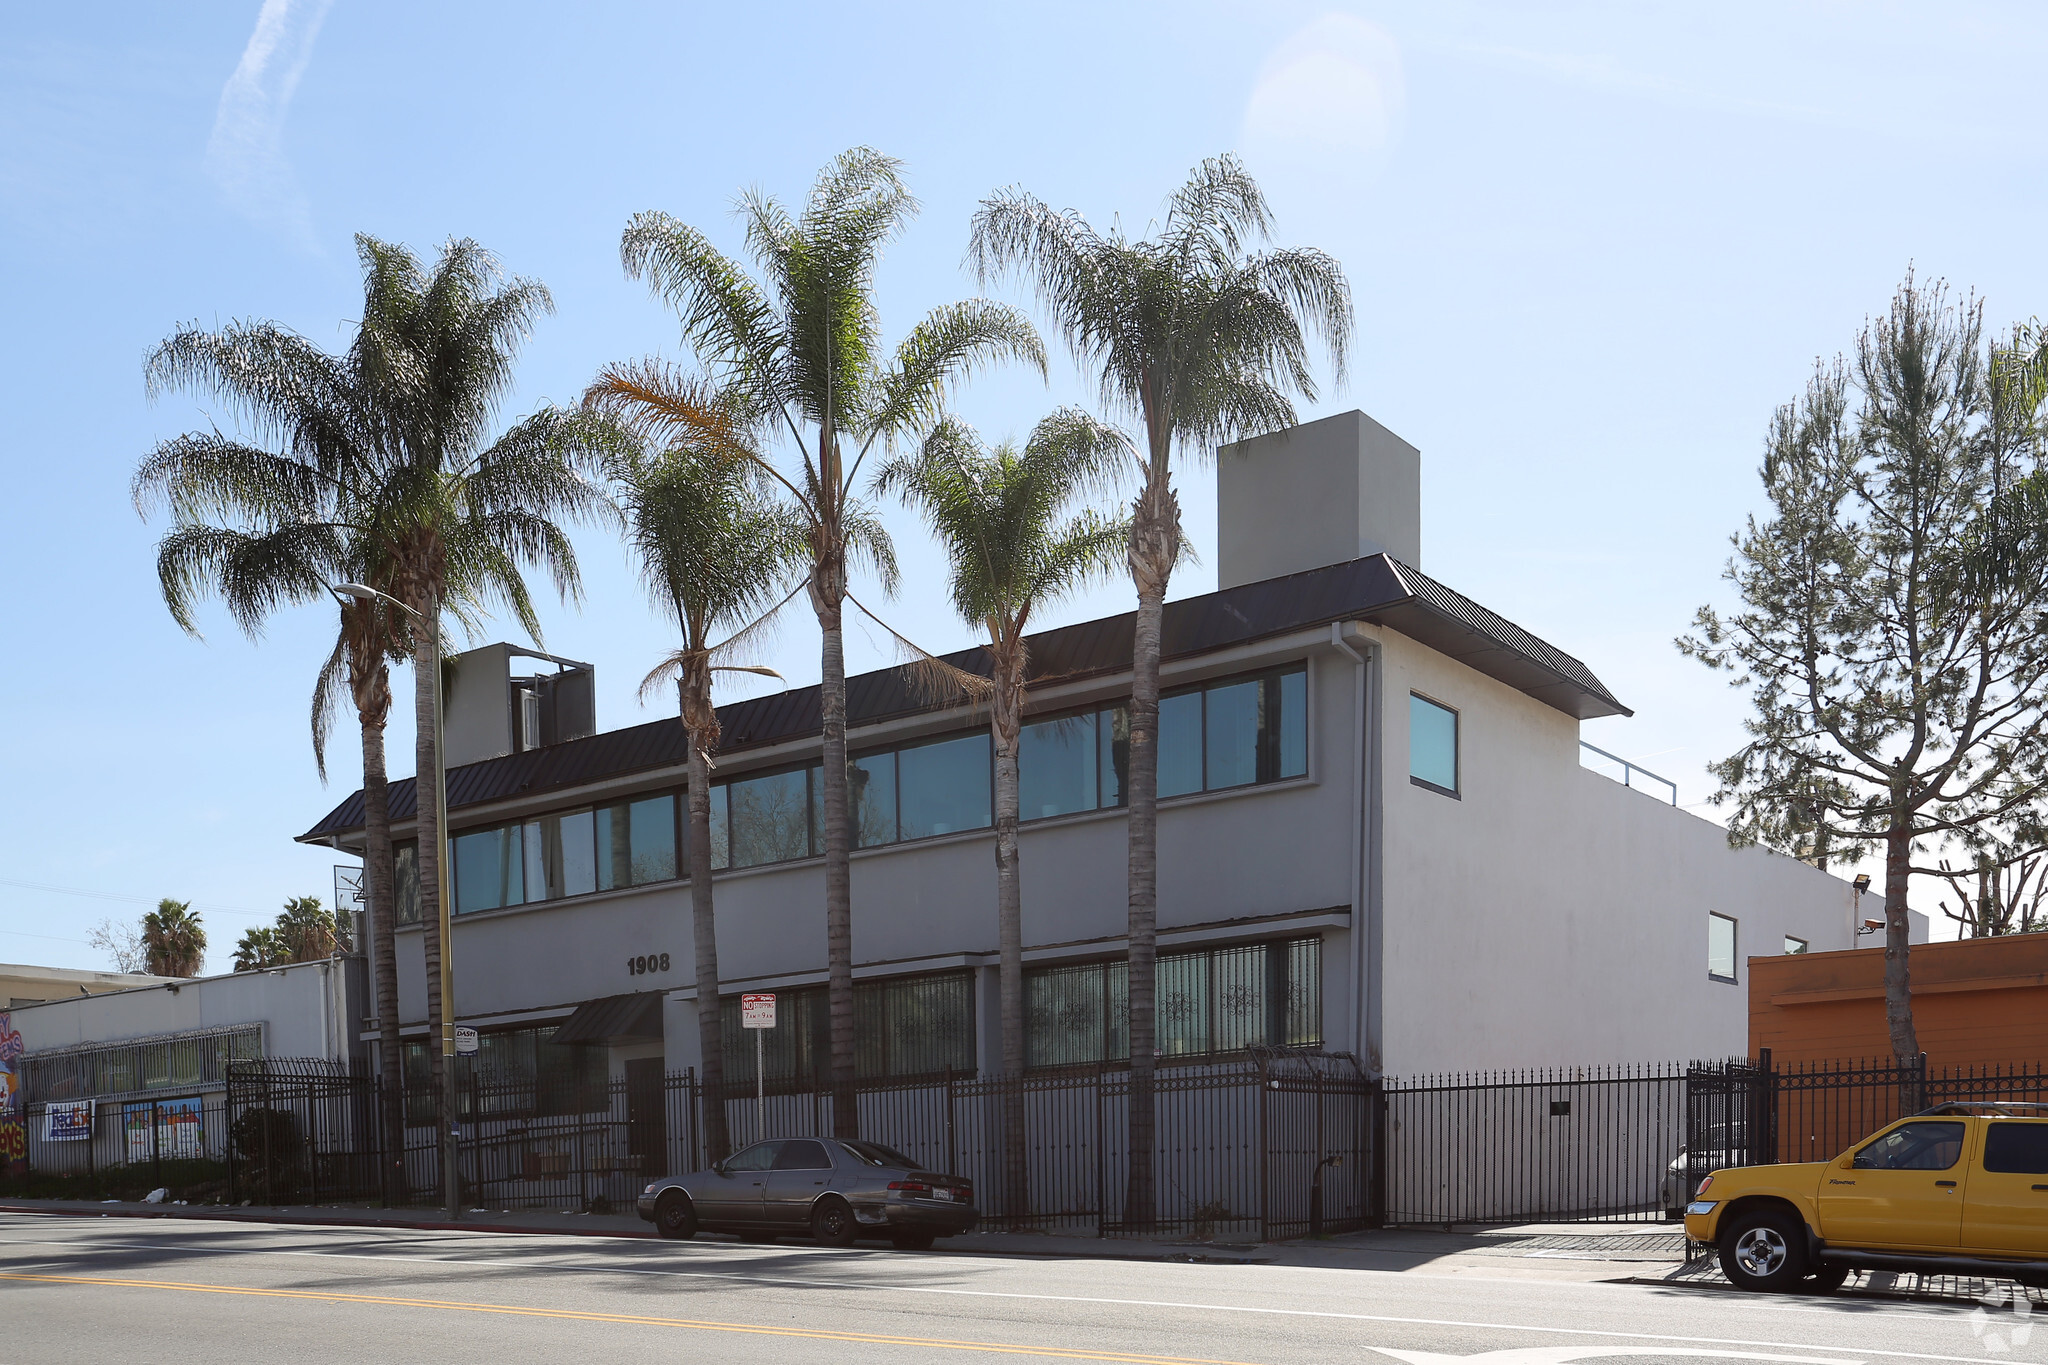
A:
1717,1208,1809,1291
1804,1262,1851,1293
811,1197,858,1248
654,1191,697,1241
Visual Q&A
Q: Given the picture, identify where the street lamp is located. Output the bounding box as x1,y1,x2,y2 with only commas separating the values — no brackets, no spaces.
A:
332,582,460,1220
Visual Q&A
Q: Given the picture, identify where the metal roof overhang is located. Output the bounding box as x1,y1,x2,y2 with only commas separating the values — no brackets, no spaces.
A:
548,991,664,1046
299,553,1628,843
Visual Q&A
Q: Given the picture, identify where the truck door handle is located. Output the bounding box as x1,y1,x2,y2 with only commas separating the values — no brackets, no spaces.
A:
1936,1180,1957,1187
2033,1185,2048,1191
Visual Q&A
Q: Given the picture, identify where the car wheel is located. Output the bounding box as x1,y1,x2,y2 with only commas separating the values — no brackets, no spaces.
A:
811,1197,857,1248
891,1228,937,1251
1717,1208,1809,1291
1803,1262,1851,1293
654,1191,697,1241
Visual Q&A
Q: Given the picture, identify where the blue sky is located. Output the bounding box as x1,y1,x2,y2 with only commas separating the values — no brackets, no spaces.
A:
4,1,2042,971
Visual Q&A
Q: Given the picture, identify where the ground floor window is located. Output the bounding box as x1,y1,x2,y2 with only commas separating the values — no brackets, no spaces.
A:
1024,936,1322,1069
720,970,975,1089
399,1024,606,1123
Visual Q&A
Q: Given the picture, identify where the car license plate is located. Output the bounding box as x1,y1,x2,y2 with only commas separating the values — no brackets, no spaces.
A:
930,1188,953,1202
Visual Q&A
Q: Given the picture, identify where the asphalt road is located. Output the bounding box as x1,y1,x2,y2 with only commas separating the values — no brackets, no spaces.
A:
0,1213,2034,1365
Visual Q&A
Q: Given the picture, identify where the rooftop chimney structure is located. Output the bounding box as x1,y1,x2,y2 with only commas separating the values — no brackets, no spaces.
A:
440,643,595,768
1216,409,1421,591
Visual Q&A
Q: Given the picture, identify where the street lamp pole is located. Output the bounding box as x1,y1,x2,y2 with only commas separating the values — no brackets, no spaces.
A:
334,582,460,1219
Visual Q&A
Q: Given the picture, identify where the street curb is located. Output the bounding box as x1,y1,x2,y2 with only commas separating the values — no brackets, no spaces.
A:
0,1203,656,1241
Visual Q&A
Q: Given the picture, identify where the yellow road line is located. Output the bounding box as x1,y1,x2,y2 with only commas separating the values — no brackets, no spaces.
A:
0,1271,1267,1364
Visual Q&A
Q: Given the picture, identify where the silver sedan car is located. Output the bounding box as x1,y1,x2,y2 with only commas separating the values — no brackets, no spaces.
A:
636,1136,977,1249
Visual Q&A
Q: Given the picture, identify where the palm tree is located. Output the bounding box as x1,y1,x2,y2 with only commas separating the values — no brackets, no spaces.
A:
142,900,207,977
277,895,350,961
876,407,1131,1213
140,235,621,1206
608,434,809,1164
141,274,435,1202
970,154,1352,1226
593,149,1043,1135
233,926,284,972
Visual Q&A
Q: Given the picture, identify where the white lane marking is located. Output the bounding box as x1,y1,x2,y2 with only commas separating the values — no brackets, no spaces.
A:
1375,1351,1859,1365
0,1224,2001,1365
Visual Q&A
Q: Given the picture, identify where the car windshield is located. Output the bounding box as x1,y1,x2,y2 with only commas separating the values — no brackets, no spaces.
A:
836,1140,922,1169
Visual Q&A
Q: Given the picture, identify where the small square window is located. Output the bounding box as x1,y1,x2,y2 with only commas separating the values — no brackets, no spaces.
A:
1409,694,1458,796
1708,913,1738,981
1783,936,1807,956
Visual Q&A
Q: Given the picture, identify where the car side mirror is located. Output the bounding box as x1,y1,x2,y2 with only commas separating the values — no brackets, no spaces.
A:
710,1159,726,1175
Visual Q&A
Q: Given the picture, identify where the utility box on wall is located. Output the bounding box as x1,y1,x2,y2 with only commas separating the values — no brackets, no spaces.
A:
441,643,596,768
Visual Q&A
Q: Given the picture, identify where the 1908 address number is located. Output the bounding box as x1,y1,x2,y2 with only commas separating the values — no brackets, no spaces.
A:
627,953,671,976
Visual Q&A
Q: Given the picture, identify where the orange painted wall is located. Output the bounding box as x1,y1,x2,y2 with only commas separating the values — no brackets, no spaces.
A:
1750,934,2048,1069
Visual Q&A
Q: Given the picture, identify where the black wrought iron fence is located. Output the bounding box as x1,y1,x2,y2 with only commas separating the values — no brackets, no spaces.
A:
26,1048,2042,1238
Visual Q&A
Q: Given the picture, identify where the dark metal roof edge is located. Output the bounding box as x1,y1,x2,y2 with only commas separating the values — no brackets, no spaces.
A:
299,553,1629,841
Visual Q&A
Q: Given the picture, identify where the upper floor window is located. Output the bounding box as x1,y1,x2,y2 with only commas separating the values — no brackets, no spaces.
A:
1708,912,1738,982
451,795,678,914
418,661,1313,894
1158,666,1309,798
1409,693,1458,796
1783,936,1808,955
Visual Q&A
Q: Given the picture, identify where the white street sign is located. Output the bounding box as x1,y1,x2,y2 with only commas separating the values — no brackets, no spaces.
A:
741,994,776,1029
454,1026,479,1055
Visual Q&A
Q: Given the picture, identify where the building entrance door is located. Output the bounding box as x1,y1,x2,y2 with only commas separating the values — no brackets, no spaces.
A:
624,1057,666,1177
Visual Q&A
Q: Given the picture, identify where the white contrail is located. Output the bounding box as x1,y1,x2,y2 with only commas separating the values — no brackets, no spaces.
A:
203,0,336,244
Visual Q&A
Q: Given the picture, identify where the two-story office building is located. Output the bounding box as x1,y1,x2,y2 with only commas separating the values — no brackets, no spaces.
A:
299,411,1875,1101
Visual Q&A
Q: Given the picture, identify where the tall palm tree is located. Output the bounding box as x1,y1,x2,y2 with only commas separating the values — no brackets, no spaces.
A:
593,149,1043,1135
141,236,622,1205
142,900,207,978
970,154,1352,1226
608,433,809,1164
139,308,415,1197
875,408,1131,1213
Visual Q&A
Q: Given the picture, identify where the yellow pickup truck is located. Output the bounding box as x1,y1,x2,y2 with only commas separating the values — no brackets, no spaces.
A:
1684,1103,2048,1292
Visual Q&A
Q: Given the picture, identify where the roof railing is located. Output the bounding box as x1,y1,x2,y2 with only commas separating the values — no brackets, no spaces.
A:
1580,740,1678,807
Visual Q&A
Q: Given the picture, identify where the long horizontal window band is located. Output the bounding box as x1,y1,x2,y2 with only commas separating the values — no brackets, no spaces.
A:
719,970,975,1090
23,1027,264,1103
390,660,1310,911
1026,936,1321,1070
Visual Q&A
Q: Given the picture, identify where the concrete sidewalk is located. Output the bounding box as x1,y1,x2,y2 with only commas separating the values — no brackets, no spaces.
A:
0,1198,1689,1282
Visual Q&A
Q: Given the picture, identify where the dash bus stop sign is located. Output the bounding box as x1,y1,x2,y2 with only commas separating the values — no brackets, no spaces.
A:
741,994,776,1029
454,1026,479,1055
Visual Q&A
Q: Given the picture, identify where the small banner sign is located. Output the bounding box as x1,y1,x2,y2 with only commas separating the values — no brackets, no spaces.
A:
741,993,776,1030
44,1099,93,1142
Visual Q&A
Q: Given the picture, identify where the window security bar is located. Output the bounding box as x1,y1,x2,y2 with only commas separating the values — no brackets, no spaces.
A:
1579,741,1678,806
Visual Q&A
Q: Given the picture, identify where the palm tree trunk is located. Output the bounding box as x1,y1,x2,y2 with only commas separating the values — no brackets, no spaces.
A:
1884,819,1919,1061
687,738,732,1164
356,662,407,1204
991,647,1028,1216
1123,471,1179,1231
413,589,448,1116
815,551,858,1138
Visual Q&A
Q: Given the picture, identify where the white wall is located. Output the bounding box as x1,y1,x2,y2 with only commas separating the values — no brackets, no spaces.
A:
12,958,354,1065
1373,625,1859,1075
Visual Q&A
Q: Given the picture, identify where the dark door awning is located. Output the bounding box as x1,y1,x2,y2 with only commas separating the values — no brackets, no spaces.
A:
549,991,665,1045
